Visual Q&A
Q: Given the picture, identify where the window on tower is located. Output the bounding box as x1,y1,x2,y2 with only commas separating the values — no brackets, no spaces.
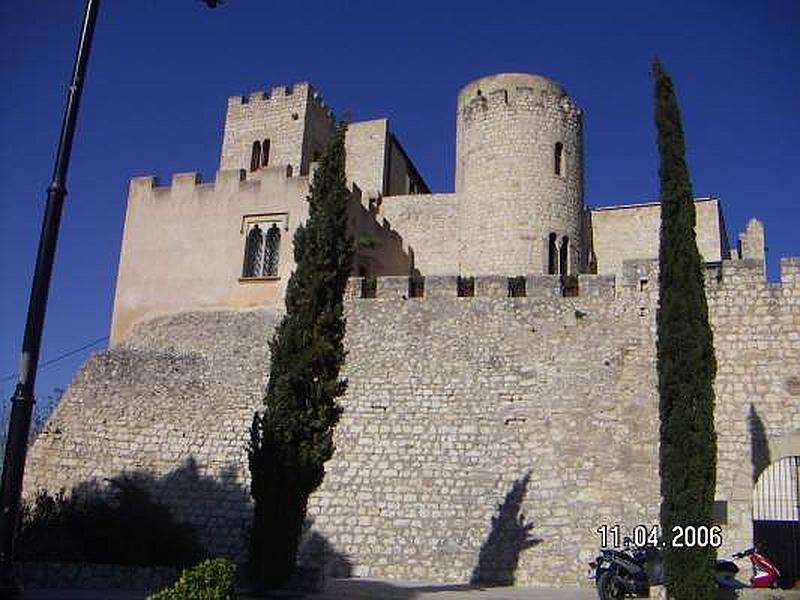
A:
547,233,558,274
554,142,564,176
250,141,261,172
261,139,271,167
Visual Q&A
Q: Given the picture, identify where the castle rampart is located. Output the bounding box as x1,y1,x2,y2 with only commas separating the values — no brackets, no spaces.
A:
24,250,800,585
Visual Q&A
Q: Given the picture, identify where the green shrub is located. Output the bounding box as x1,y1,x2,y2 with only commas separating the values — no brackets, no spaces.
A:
18,476,206,567
148,558,237,600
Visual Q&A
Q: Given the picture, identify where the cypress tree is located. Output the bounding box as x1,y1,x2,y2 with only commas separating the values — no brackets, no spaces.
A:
653,58,718,599
247,122,353,589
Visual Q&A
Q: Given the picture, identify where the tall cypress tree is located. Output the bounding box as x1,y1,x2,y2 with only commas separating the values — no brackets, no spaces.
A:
247,122,353,589
653,58,718,599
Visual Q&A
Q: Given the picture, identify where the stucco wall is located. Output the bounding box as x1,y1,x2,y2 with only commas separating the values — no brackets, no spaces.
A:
110,167,309,343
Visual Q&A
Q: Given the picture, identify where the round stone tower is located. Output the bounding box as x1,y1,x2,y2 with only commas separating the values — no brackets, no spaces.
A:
455,73,585,276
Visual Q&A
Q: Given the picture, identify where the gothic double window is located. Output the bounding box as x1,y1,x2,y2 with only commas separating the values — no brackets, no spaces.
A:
242,222,281,277
250,139,271,172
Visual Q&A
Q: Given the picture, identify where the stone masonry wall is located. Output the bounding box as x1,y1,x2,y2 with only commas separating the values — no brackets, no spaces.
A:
707,257,800,557
311,274,662,585
23,259,800,586
25,309,281,563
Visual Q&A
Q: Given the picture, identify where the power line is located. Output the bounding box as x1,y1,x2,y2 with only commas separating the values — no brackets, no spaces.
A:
0,336,109,385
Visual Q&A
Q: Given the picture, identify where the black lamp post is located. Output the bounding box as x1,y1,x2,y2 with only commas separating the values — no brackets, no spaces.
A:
0,1,101,591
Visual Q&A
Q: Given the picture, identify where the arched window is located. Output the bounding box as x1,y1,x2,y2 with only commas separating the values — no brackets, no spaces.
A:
250,141,261,172
242,223,281,277
261,139,271,167
242,224,264,277
547,233,558,275
559,236,569,276
263,224,280,276
554,142,564,176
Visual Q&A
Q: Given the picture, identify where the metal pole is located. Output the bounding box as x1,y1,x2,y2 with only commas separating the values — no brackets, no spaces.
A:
0,0,100,591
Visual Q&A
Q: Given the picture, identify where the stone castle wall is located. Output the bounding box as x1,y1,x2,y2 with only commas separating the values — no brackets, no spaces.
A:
23,258,800,586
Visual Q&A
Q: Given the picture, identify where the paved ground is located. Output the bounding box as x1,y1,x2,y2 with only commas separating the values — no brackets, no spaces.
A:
20,580,800,599
20,579,599,599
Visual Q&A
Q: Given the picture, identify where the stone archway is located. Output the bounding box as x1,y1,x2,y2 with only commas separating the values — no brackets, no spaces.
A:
722,430,800,582
752,455,800,588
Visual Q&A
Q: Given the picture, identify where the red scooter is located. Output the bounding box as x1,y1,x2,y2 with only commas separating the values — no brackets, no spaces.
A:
716,546,780,589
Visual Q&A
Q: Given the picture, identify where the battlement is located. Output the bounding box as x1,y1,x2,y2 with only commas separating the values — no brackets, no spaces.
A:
344,256,800,304
227,81,335,121
458,73,581,124
344,274,616,301
129,166,301,198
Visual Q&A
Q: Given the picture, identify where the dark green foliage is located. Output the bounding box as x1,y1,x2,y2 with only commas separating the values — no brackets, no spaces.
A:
147,558,237,600
653,58,718,599
247,122,354,589
18,477,205,567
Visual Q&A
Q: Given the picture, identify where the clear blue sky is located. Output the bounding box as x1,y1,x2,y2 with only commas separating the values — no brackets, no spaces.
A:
1,1,798,402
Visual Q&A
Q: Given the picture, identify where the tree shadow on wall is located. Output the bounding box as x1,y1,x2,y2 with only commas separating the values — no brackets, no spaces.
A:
19,456,252,567
284,522,353,593
749,404,771,483
470,471,541,586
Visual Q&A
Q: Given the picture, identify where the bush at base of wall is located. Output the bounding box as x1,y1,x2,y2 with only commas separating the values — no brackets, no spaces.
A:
18,476,206,568
147,558,237,600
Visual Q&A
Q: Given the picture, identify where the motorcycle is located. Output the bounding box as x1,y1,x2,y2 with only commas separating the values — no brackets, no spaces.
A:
715,546,780,589
589,537,664,599
589,539,780,599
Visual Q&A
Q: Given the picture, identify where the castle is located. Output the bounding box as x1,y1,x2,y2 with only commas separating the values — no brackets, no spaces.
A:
24,73,800,587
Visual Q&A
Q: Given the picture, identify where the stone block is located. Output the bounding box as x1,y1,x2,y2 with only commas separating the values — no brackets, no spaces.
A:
376,276,409,299
578,274,615,298
527,274,560,298
474,276,509,297
425,276,459,298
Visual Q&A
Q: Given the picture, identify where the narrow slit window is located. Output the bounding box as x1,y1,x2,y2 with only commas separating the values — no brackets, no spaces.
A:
250,141,261,172
559,236,569,276
554,142,564,176
547,233,558,275
261,139,271,167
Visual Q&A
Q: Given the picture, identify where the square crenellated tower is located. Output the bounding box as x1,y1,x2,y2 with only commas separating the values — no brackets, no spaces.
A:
220,82,336,176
